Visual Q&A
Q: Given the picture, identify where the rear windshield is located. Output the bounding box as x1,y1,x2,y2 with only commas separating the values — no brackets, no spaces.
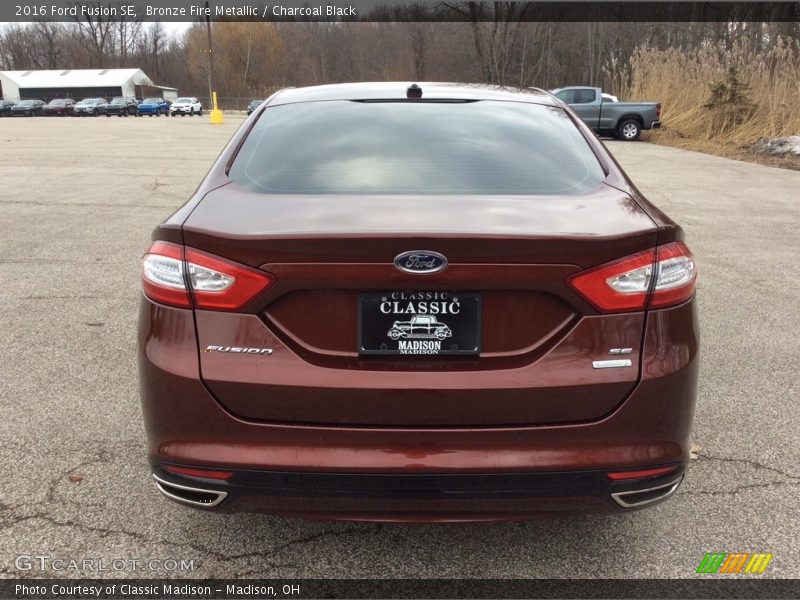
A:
229,100,605,195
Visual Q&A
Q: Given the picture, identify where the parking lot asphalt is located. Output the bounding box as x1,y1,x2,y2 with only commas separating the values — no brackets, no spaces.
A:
0,116,798,580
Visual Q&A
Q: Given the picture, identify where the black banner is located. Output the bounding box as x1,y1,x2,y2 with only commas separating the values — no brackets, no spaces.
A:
3,579,800,599
2,1,800,23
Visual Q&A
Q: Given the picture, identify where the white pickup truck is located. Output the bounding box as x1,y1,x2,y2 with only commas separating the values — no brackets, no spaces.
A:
550,86,662,141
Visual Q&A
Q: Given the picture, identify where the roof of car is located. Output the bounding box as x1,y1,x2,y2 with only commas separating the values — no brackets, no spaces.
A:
267,82,557,106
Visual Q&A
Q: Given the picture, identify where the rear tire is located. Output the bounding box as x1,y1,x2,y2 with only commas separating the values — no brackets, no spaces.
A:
198,108,203,116
617,119,642,141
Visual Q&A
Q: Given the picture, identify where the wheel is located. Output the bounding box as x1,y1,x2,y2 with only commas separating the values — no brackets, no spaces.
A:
388,329,402,341
617,119,642,141
106,114,111,117
435,329,449,340
198,108,203,116
190,108,194,116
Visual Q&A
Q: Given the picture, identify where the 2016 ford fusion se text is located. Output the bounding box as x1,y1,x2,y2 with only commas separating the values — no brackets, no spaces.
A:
138,82,698,522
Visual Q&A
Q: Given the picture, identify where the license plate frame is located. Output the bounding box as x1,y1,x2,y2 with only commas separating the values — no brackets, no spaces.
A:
358,291,481,356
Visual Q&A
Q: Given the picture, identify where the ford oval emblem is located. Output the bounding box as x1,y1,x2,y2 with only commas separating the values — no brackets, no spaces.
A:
393,251,448,274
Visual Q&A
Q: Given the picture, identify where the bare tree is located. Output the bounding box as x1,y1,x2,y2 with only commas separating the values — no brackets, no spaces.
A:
72,1,116,67
115,18,142,67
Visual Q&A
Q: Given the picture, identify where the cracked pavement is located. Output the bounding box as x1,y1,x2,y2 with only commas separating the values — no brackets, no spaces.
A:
1,117,798,579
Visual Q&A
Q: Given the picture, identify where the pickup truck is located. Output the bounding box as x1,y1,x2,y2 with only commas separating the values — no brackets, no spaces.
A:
550,86,661,141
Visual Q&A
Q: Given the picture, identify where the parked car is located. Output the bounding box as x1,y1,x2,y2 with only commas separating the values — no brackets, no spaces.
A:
170,97,202,116
11,99,45,117
247,99,265,115
140,82,697,521
551,86,661,141
138,97,170,117
73,98,106,116
43,98,76,116
0,99,16,116
105,97,138,117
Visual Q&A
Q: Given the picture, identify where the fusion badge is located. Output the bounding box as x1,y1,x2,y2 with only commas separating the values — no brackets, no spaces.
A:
205,345,273,355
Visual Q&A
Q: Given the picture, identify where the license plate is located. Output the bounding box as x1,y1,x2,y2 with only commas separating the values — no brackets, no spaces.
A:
358,292,480,356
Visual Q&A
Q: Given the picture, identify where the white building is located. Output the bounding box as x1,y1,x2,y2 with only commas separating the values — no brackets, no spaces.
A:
0,68,178,102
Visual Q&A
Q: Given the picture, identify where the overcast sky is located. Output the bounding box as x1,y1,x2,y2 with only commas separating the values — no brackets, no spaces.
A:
157,21,192,37
1,21,193,39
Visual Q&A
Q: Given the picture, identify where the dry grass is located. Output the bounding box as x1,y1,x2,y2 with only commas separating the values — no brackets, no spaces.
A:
615,38,800,167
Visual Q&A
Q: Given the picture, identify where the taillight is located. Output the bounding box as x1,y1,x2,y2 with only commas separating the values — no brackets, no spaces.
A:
141,241,191,307
649,242,697,308
141,241,274,311
568,241,696,312
656,103,662,118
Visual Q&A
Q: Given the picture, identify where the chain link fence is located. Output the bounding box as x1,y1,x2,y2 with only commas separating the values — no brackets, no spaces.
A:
195,93,281,111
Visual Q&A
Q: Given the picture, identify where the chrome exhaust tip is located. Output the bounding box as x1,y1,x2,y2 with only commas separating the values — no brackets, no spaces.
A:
152,474,228,508
611,476,683,508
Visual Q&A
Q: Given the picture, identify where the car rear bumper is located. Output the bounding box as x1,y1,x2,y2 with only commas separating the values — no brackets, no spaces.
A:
150,464,685,521
139,296,698,520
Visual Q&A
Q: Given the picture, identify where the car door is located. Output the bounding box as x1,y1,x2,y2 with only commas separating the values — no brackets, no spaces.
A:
569,88,601,128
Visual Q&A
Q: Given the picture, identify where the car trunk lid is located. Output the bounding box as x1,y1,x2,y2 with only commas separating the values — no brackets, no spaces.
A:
184,182,660,427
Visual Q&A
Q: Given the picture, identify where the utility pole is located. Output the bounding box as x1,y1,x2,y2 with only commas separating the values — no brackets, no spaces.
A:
206,0,223,123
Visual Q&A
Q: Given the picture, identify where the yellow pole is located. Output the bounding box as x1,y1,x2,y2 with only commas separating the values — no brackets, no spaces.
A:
210,91,224,124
